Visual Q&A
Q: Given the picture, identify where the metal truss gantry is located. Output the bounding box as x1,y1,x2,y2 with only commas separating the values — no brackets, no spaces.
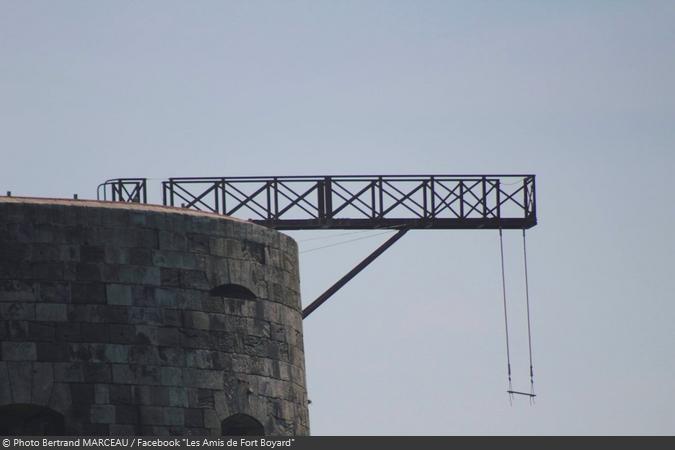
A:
96,175,535,230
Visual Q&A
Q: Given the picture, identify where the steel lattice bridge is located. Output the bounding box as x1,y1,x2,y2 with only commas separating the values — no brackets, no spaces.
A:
97,175,536,230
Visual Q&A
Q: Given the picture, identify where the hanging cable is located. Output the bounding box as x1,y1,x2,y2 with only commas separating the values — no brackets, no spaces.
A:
522,229,535,402
499,228,513,403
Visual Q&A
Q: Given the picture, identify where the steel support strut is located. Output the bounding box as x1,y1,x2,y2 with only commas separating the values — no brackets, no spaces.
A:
302,228,409,319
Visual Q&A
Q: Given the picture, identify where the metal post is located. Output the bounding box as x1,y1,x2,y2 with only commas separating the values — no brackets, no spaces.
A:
266,181,272,220
325,176,332,221
214,181,220,214
531,176,537,220
273,178,279,219
496,180,501,222
222,179,227,215
378,176,383,219
481,176,487,218
371,181,376,218
430,177,435,219
317,179,325,223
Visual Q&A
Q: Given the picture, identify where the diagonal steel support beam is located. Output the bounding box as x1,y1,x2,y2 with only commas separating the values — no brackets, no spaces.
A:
302,228,409,319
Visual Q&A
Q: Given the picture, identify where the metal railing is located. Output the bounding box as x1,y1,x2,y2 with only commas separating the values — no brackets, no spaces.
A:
97,178,147,203
158,175,536,230
95,175,536,229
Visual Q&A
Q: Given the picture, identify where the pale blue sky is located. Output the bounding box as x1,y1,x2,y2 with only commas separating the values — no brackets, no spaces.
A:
1,0,674,435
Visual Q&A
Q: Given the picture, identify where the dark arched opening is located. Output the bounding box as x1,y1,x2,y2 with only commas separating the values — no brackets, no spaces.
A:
210,283,256,301
0,404,65,436
221,413,264,436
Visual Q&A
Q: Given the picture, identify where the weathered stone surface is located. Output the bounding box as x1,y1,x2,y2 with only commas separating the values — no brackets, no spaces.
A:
55,322,81,341
184,408,203,427
159,367,183,386
139,406,165,425
104,344,129,363
106,284,132,306
94,384,109,404
83,363,112,383
31,362,54,405
182,368,222,390
109,424,137,435
90,404,116,424
108,324,136,344
134,385,170,406
1,302,35,320
131,286,155,306
0,280,36,302
118,266,160,286
8,361,33,403
81,246,105,263
0,199,308,436
168,387,188,407
112,364,161,385
48,382,72,413
0,363,12,405
27,322,56,341
115,404,139,425
70,383,95,404
36,303,67,321
71,282,106,304
54,362,84,382
109,385,132,404
2,342,37,361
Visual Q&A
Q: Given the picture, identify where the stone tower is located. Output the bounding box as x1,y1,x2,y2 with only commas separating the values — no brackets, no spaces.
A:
0,197,309,436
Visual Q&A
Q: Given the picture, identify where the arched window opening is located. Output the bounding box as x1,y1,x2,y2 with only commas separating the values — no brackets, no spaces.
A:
0,404,65,436
210,283,256,301
221,413,264,436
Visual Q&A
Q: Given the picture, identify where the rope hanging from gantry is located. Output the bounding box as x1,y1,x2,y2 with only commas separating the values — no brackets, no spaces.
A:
522,229,536,402
498,229,514,404
499,228,537,404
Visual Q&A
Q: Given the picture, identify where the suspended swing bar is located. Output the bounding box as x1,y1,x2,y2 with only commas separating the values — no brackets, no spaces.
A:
507,390,536,398
499,228,537,402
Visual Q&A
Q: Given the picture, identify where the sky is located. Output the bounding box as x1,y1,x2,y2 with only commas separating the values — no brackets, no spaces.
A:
1,0,675,435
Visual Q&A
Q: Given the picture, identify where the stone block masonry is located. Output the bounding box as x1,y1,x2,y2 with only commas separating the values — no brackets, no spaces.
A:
0,198,308,436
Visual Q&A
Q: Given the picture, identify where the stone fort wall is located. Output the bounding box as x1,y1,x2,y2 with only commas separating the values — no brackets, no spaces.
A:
0,198,308,436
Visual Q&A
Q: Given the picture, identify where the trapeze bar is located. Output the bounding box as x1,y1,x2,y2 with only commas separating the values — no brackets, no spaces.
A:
507,390,536,398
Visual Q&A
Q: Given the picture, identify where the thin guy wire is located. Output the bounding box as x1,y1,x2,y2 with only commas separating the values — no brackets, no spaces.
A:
300,230,395,254
298,224,402,243
298,229,377,243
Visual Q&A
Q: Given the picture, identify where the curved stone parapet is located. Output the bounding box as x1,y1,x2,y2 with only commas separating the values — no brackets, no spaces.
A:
0,198,309,436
